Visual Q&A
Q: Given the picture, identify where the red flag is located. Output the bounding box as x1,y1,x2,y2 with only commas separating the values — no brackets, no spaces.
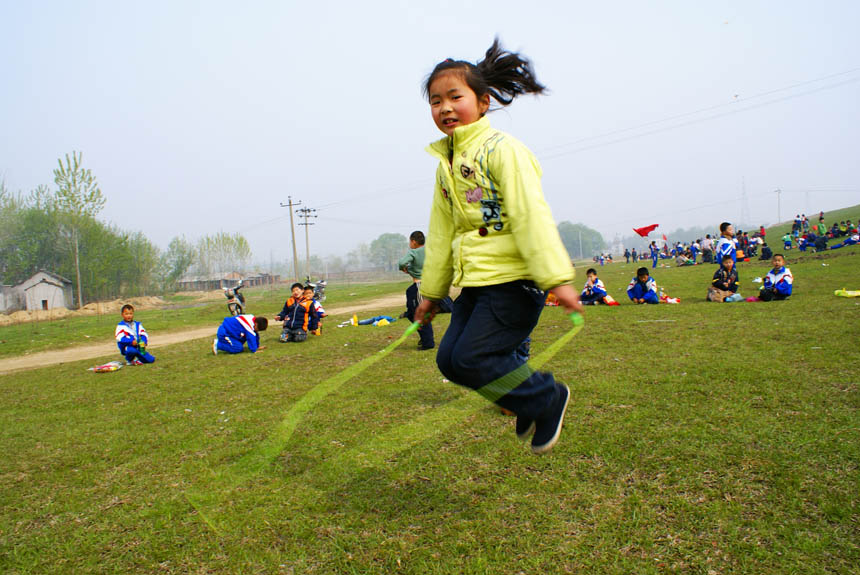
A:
662,234,667,241
633,224,659,237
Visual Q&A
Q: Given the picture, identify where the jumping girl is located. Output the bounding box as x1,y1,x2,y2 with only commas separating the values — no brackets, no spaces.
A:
414,39,582,454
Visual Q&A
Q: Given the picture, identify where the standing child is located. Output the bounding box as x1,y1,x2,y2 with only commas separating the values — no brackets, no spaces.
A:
275,282,312,342
115,304,155,365
715,222,736,265
649,241,659,268
627,267,659,304
303,285,327,335
580,268,610,305
413,39,582,454
213,314,268,354
399,230,434,350
759,254,793,301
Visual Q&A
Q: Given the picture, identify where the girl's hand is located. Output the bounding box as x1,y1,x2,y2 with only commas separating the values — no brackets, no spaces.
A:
549,284,583,314
414,299,439,325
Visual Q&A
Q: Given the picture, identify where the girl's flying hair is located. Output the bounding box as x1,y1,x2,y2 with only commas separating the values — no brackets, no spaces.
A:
423,38,546,108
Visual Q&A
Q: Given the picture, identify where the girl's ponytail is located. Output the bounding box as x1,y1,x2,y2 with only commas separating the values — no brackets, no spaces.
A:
476,38,545,106
424,38,546,108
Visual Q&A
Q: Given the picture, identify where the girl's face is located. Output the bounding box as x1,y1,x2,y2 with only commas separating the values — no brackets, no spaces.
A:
428,71,490,137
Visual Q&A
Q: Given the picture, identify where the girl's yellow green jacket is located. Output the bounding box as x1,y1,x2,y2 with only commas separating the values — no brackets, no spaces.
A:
420,117,575,301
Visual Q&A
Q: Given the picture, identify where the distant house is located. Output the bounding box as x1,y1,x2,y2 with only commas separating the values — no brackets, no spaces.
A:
18,271,75,311
0,271,75,314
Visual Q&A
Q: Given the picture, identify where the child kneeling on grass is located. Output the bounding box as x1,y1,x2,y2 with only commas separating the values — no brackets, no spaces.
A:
627,267,659,304
275,282,311,343
759,254,793,301
115,304,155,365
304,285,326,335
213,314,267,354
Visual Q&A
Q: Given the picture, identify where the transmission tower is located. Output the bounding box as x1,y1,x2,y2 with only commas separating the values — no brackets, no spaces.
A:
296,207,318,279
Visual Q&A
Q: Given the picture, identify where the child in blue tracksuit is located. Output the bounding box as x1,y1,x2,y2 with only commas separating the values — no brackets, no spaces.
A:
213,314,268,354
649,241,659,268
627,267,659,304
759,254,793,301
115,304,155,365
715,222,737,265
580,268,609,305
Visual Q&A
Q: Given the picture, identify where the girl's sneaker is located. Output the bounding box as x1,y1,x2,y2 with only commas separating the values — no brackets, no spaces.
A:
516,417,536,440
531,383,570,454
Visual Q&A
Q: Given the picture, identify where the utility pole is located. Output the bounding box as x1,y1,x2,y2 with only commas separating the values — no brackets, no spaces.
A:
296,207,317,279
280,197,301,280
578,229,583,260
774,189,781,224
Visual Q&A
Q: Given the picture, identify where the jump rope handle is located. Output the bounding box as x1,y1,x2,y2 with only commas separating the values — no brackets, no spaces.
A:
404,321,422,336
569,312,584,327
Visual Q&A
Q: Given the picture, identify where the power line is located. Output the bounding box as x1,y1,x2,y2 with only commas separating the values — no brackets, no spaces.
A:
540,76,860,161
538,66,860,157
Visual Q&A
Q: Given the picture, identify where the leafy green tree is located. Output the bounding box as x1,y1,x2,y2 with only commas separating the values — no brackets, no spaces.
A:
53,151,106,308
557,221,605,259
194,232,252,275
346,243,371,270
159,236,196,291
369,233,407,271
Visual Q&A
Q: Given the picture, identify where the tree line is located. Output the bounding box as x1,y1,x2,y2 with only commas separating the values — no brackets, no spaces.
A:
1,151,607,306
0,152,254,305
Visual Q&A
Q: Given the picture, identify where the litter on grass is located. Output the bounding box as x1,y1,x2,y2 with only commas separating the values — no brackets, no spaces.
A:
88,361,124,373
834,288,860,297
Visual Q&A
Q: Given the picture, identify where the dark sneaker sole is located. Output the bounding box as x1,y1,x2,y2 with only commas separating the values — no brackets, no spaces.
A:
531,384,570,454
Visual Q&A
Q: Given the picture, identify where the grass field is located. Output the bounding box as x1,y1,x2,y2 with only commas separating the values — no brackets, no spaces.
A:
1,247,859,573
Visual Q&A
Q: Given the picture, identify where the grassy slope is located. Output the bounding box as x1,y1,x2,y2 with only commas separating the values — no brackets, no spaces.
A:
1,246,858,573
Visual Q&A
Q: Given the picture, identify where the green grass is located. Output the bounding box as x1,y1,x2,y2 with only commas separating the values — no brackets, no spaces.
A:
0,281,404,359
1,253,859,574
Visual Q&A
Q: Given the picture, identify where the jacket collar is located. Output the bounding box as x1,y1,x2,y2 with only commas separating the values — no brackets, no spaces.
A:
426,116,493,160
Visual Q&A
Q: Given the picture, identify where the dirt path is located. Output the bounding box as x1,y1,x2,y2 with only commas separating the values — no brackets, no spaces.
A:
0,294,405,375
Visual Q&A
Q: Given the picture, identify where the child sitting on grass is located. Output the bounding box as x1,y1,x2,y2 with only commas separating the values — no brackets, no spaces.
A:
759,254,793,301
580,268,610,305
115,304,155,365
275,282,312,342
627,267,659,304
708,255,741,302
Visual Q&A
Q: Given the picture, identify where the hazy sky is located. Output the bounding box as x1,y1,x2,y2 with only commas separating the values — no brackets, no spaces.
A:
2,1,858,263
